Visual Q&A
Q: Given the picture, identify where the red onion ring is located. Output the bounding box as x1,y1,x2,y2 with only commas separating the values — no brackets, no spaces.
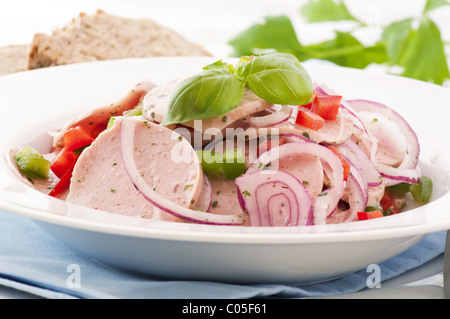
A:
314,82,369,134
315,82,378,155
119,117,245,225
327,171,367,224
235,170,313,226
246,105,292,127
336,139,382,187
247,142,345,225
198,174,212,212
346,99,421,185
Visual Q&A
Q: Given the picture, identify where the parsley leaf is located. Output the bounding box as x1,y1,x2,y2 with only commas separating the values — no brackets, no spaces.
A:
300,0,358,23
228,0,450,85
381,18,414,65
228,16,303,57
423,0,450,13
303,31,388,69
399,16,450,85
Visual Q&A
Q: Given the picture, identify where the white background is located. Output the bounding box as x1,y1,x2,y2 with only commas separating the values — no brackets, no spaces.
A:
0,0,449,57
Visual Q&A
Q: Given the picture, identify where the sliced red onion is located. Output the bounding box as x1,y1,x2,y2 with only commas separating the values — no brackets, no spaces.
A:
314,82,367,132
347,163,368,208
336,139,382,187
198,174,212,212
327,172,367,224
246,105,292,127
247,142,344,225
119,117,245,225
346,99,421,185
279,132,315,144
235,170,312,226
315,82,377,152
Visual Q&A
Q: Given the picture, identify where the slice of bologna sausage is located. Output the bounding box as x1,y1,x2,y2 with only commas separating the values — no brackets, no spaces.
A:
67,117,203,222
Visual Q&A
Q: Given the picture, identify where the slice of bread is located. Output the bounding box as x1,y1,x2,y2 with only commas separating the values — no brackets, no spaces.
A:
28,10,211,70
0,45,29,76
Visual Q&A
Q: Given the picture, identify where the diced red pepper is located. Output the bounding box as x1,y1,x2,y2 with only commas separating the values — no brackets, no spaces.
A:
50,148,79,179
357,210,384,221
380,190,401,215
301,91,316,109
63,126,95,152
328,145,350,181
310,94,342,121
295,106,325,130
49,161,76,197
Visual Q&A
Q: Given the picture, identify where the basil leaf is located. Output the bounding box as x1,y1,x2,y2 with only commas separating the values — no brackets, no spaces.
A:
162,69,244,125
244,52,313,105
203,59,233,72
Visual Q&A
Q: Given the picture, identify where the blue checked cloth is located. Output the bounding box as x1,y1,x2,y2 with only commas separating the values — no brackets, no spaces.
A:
0,210,445,299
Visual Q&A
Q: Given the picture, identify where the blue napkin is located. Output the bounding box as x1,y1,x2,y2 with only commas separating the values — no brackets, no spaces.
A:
0,209,445,299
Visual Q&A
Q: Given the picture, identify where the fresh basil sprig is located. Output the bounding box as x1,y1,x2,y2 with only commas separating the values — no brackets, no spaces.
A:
162,68,244,125
162,52,313,125
242,53,313,105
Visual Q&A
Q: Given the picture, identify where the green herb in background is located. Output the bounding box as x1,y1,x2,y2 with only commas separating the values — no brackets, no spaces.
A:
228,0,450,85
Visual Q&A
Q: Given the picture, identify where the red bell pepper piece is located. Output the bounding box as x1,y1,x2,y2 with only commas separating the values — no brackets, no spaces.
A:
310,94,342,121
49,161,76,197
380,190,401,215
357,210,384,221
295,106,325,130
63,126,95,152
328,145,350,181
50,148,79,179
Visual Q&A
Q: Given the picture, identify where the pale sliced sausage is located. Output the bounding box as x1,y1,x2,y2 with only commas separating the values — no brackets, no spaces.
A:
53,80,156,149
67,117,203,221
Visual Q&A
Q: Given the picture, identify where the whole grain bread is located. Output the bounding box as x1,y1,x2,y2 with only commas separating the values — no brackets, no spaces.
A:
28,10,212,70
0,45,29,76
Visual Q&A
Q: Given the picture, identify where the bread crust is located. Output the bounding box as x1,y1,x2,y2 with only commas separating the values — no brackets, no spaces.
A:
27,10,211,70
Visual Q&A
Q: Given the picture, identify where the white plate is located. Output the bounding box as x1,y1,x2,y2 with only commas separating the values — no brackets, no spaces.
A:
1,57,450,285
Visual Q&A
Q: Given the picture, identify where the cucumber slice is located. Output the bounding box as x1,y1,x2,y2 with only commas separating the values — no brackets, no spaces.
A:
14,146,51,179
